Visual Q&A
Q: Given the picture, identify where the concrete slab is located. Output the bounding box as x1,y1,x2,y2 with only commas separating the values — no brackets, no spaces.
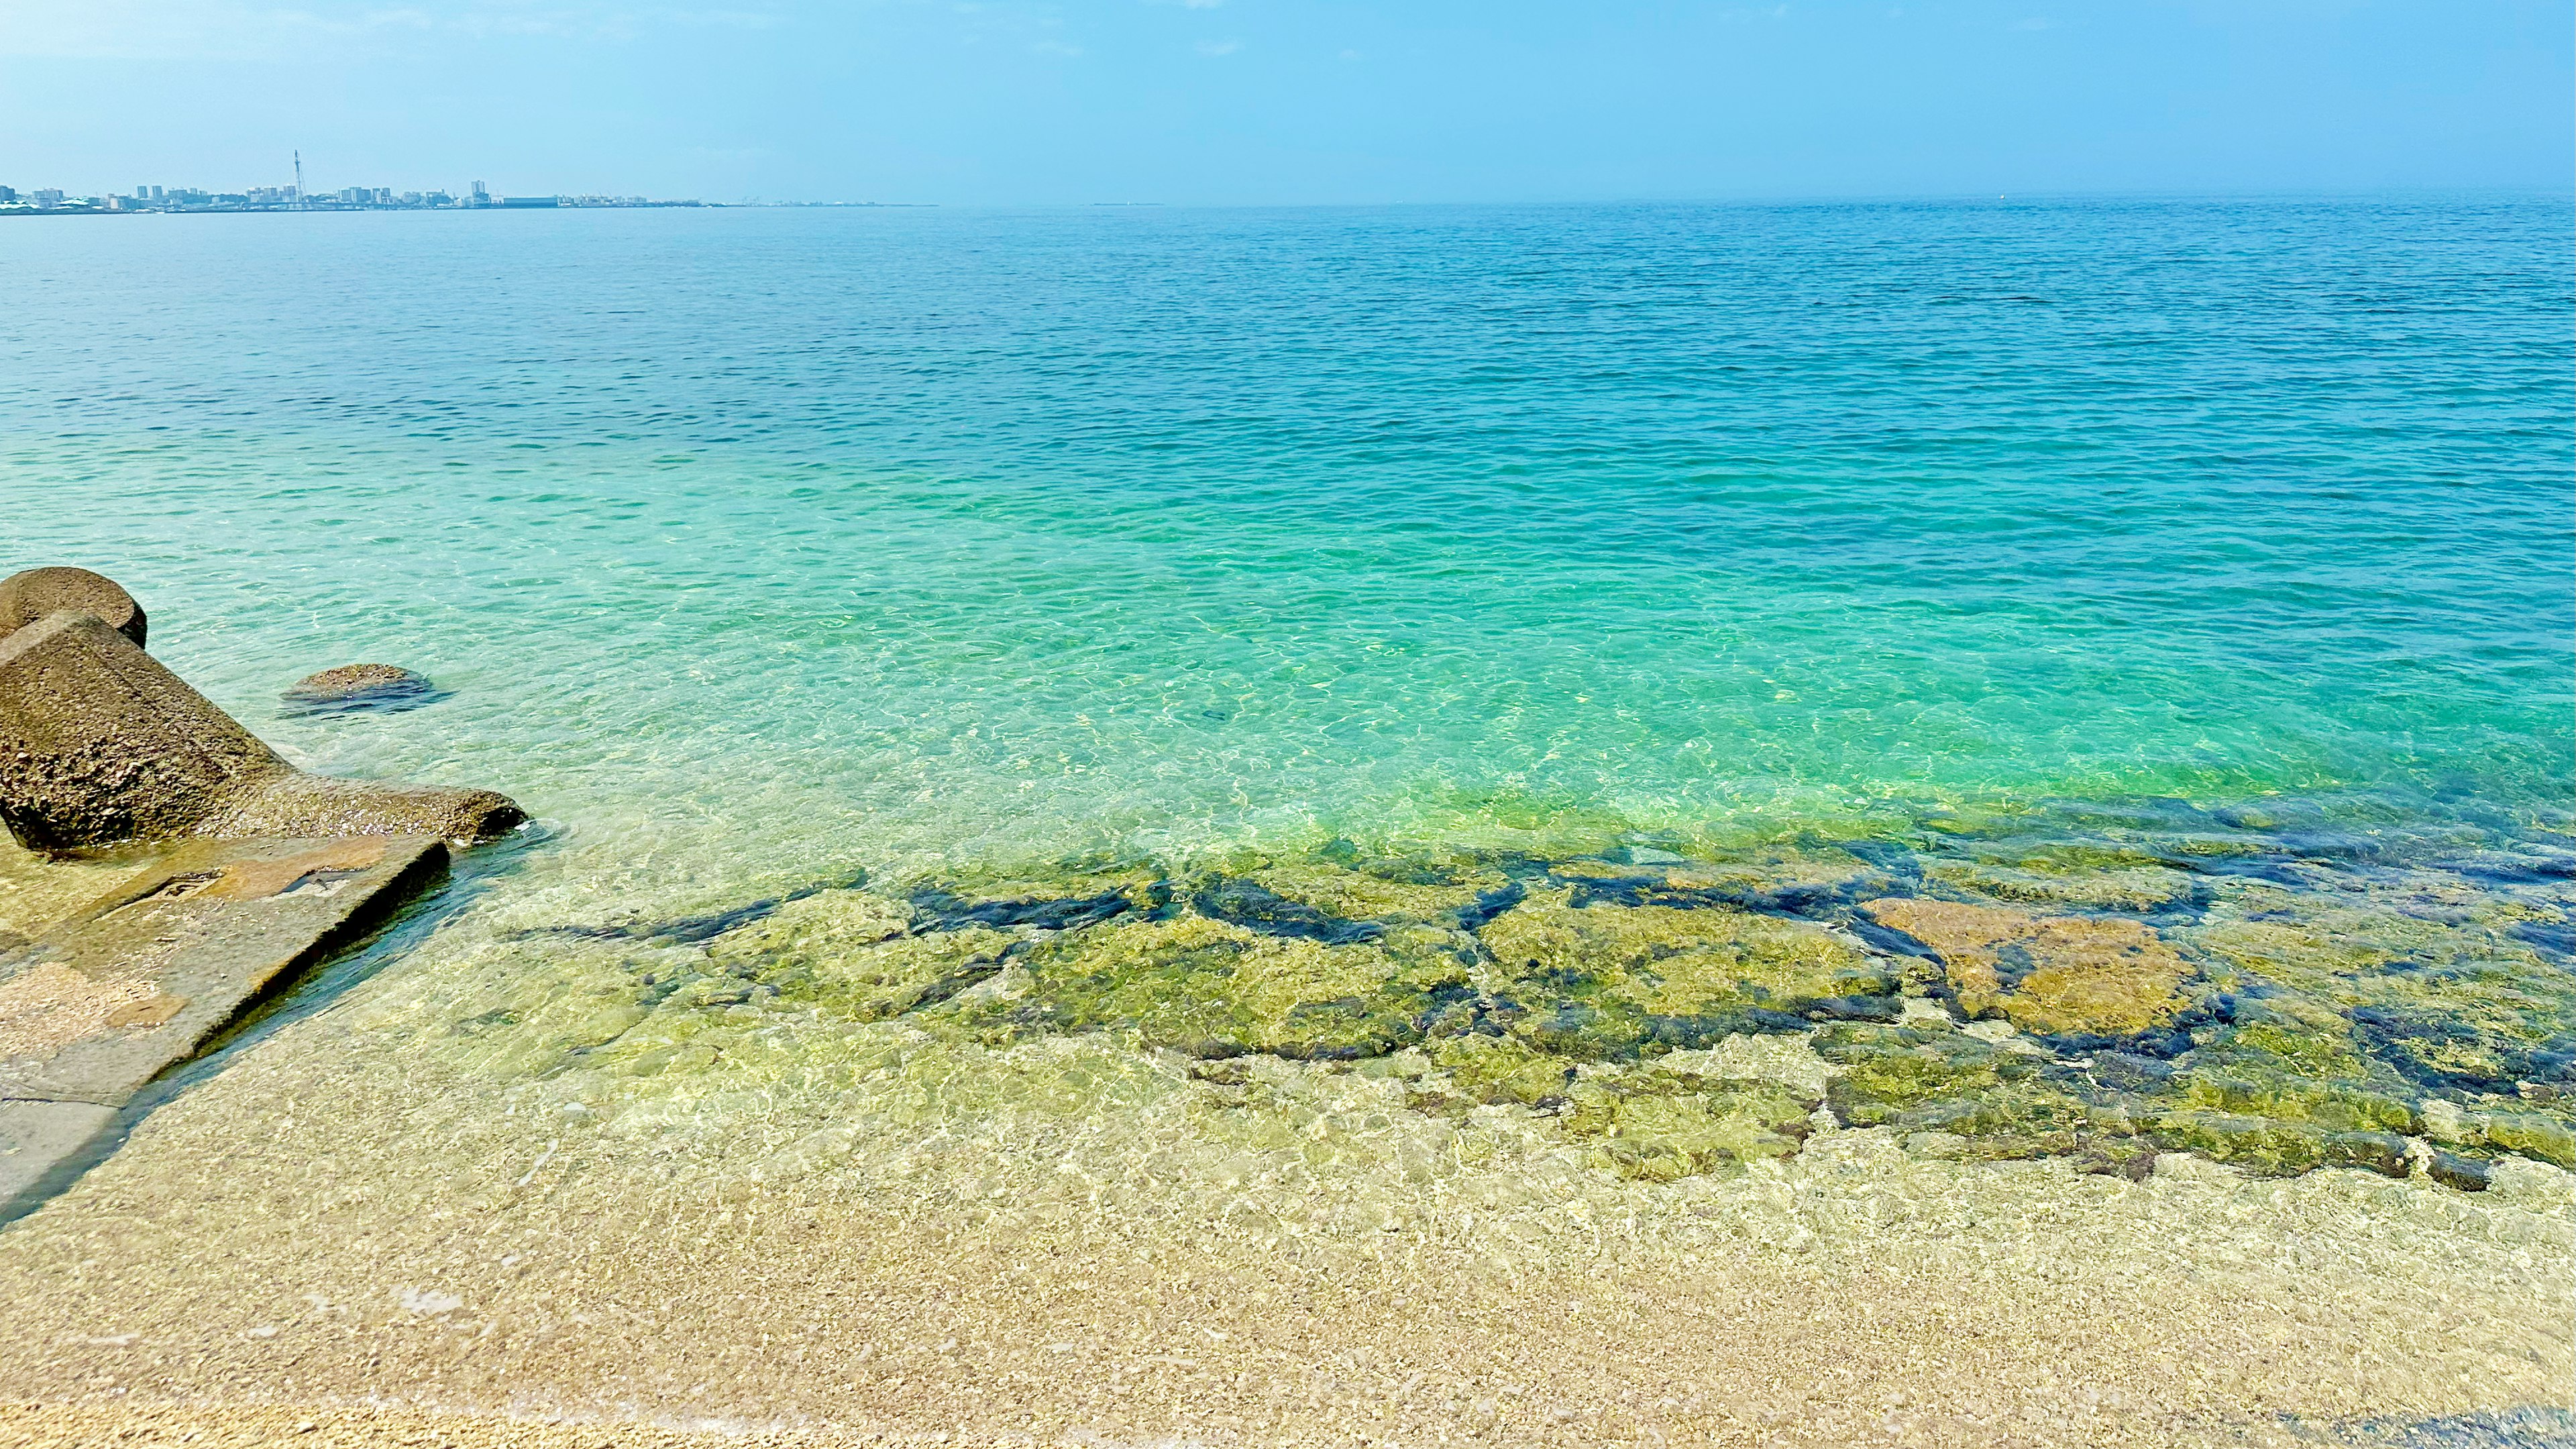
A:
0,1099,117,1214
0,835,447,1108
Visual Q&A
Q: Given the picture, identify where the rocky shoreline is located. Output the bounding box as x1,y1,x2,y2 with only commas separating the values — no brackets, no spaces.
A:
501,812,2576,1195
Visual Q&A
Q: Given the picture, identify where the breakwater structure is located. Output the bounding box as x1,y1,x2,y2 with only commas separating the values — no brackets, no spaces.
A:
0,568,523,1215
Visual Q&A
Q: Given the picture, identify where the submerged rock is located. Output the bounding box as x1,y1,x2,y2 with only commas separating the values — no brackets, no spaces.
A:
1479,890,1904,1059
1563,1068,1819,1181
973,912,1468,1060
281,663,442,716
708,890,1014,1021
1861,897,2191,1044
514,828,2576,1191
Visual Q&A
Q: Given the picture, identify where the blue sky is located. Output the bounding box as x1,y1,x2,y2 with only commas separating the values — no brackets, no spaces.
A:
4,1,2568,205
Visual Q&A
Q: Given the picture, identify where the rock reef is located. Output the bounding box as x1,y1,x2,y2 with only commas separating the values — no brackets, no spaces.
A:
527,821,2576,1192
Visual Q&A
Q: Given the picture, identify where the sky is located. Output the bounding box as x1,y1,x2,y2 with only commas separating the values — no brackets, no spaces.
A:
2,1,2568,206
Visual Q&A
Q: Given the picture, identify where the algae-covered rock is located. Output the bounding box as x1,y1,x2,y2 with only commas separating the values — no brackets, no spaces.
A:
2142,1110,2409,1177
977,912,1469,1060
703,889,1016,1021
1923,861,2201,915
1419,1032,1576,1108
906,869,1165,932
1815,1022,2099,1160
1550,845,1893,916
708,888,911,965
1862,897,2190,1044
1563,1069,1818,1181
2188,899,2576,1096
2483,1111,2576,1170
1237,855,1509,927
1478,890,1902,1059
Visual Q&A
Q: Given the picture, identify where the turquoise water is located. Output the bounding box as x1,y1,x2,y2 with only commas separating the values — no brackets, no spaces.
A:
3,196,2569,877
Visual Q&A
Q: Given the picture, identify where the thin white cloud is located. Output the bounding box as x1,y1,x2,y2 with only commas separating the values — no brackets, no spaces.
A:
1195,37,1238,56
0,0,783,58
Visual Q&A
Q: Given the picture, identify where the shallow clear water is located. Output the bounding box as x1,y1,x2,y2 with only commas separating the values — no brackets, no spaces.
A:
3,197,2568,883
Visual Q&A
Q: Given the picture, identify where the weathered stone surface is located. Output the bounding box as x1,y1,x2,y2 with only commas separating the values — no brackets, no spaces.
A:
0,611,286,849
0,568,146,649
192,772,525,845
0,835,448,1214
0,611,523,849
1861,896,2190,1044
0,835,448,1107
281,663,439,715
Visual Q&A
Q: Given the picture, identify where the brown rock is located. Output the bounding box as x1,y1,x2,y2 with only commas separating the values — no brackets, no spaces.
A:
284,663,435,712
0,611,523,850
0,567,147,649
1862,896,2190,1040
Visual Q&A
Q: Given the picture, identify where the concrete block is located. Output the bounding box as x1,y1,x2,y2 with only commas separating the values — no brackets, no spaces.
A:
0,1100,118,1217
0,567,146,649
0,835,449,1108
0,611,285,849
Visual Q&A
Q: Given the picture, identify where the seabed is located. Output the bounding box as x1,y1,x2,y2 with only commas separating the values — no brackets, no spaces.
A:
0,805,2571,1446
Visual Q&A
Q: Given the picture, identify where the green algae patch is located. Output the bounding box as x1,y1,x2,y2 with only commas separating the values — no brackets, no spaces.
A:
1862,897,2190,1042
1815,1022,2098,1161
1479,890,1902,1059
2142,1110,2409,1178
973,913,1468,1060
1236,855,1505,925
1815,1016,2421,1179
1564,1069,1819,1182
698,890,1018,1022
2186,899,2576,1096
1924,861,2200,914
443,829,2576,1191
1416,1032,1577,1109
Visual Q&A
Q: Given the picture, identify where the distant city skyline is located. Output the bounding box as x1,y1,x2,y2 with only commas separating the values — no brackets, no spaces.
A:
2,2,2568,208
0,175,708,215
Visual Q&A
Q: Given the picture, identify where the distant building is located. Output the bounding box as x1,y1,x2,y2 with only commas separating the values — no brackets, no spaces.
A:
0,186,15,204
32,189,63,207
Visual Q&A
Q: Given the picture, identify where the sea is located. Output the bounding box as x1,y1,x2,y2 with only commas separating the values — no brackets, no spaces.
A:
1,193,2573,1438
4,195,2567,877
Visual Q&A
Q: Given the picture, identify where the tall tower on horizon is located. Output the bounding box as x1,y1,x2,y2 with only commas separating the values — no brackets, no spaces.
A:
292,150,305,207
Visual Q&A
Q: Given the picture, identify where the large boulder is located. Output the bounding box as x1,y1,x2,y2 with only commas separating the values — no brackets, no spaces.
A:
0,608,522,850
